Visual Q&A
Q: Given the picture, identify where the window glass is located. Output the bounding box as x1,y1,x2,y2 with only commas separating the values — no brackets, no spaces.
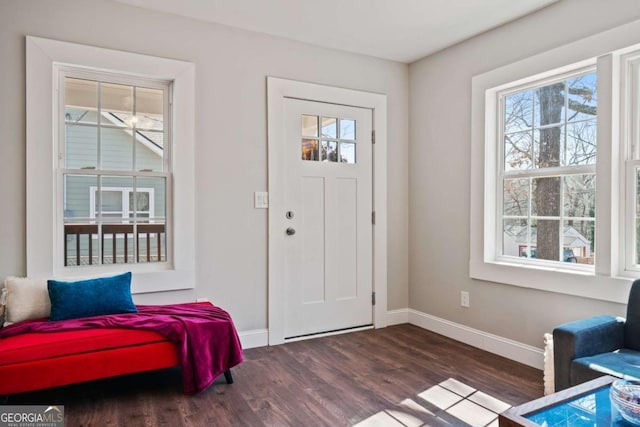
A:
500,71,597,266
627,58,640,271
62,74,169,267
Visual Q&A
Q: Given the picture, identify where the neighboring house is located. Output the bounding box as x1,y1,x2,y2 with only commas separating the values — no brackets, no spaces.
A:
503,224,592,263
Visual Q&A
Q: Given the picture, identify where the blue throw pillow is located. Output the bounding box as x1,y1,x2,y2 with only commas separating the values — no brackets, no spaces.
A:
47,272,138,321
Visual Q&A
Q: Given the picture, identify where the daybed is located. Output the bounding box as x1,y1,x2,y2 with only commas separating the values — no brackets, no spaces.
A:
0,274,243,397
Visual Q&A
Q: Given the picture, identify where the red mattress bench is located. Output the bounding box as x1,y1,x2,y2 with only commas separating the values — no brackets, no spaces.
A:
0,326,186,395
0,275,241,397
0,306,237,396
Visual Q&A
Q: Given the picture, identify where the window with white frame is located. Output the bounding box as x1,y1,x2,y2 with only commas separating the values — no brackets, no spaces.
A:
499,69,597,268
27,36,195,292
624,51,640,272
469,21,640,302
59,69,170,267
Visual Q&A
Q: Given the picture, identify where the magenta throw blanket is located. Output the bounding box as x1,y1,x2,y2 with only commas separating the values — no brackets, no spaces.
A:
0,303,243,394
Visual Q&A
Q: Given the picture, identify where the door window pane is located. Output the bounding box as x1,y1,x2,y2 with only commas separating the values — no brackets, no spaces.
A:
340,142,356,164
322,141,338,162
302,139,319,161
340,119,356,140
302,115,318,137
321,117,337,138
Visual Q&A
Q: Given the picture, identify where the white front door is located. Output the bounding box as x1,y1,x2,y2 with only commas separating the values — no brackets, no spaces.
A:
282,98,373,339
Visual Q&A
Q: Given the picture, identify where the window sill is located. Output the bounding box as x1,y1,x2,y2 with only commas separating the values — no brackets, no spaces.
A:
50,265,194,294
469,259,631,304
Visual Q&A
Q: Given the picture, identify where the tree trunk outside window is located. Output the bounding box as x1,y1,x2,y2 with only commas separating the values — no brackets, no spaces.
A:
535,83,564,262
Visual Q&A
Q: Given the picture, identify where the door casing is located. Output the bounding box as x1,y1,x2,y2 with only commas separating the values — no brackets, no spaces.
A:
267,77,388,345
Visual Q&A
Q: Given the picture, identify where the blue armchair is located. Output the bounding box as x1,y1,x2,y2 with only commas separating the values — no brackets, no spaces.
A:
553,279,640,391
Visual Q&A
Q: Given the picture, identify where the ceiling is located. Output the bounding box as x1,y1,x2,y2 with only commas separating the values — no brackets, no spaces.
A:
112,0,559,63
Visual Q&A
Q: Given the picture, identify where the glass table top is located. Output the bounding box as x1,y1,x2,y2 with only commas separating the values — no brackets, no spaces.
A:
525,384,635,426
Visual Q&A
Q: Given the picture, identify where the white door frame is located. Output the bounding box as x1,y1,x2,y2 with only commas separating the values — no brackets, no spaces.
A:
267,77,388,345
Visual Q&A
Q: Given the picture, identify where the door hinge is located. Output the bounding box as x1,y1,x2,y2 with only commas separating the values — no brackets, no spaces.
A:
372,291,376,306
371,211,376,225
372,130,376,144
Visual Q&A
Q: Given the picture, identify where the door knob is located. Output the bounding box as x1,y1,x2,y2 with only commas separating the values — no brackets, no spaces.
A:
286,227,296,236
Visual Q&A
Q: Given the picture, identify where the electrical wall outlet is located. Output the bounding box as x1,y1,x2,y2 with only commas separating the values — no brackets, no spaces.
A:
461,291,470,308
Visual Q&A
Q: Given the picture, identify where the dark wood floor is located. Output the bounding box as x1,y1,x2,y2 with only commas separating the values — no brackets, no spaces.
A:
9,324,543,426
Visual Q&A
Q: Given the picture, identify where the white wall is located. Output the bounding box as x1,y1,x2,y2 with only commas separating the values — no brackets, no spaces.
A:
409,0,640,347
0,0,409,333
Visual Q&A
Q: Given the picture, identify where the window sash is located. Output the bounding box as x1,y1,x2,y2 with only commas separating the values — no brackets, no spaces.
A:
496,69,597,270
59,69,171,174
624,53,640,272
57,68,172,269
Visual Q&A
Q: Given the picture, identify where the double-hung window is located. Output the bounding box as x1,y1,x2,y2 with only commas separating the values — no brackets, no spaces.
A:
499,70,597,268
470,21,640,302
624,51,640,273
60,71,170,267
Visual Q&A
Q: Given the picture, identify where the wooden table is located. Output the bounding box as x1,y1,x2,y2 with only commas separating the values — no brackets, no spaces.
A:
499,376,616,426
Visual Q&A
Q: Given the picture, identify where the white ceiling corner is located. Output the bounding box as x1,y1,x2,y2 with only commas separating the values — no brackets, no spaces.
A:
111,0,559,63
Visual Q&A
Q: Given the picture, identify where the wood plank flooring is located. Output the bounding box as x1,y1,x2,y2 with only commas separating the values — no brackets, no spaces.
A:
8,324,543,426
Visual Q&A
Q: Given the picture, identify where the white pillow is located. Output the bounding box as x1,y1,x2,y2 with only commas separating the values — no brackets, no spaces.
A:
4,277,51,325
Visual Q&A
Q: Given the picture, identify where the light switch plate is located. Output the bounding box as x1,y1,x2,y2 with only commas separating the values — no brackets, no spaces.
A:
255,191,269,208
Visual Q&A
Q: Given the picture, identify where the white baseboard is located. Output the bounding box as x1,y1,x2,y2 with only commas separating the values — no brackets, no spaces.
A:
240,311,544,370
407,309,544,370
386,308,410,325
238,329,268,349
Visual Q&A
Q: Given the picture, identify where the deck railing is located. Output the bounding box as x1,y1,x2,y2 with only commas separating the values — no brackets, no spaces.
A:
64,223,165,266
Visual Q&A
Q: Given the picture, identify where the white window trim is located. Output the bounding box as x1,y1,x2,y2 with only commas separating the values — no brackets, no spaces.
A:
26,36,195,293
622,51,640,273
470,19,640,304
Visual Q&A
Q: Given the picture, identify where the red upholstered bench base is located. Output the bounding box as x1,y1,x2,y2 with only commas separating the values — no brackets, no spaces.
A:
0,328,179,395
